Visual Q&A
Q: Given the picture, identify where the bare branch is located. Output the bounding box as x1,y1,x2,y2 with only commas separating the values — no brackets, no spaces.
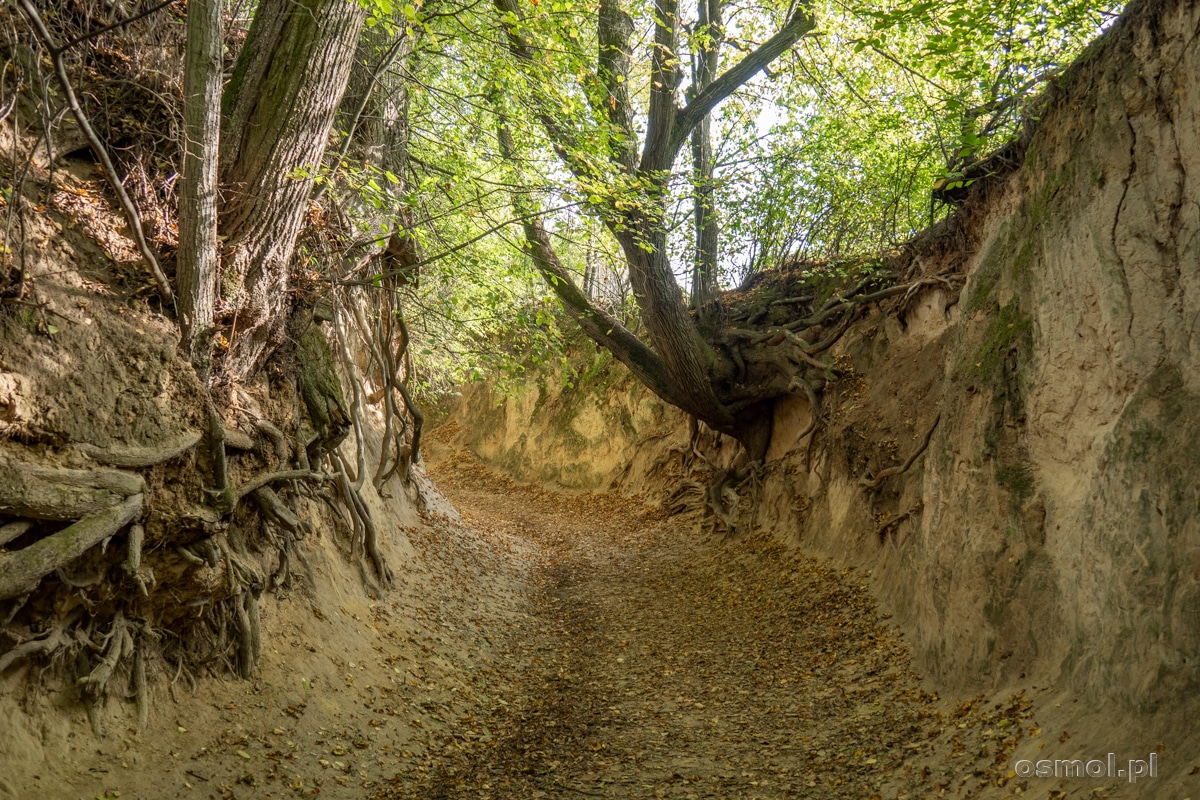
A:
57,0,178,55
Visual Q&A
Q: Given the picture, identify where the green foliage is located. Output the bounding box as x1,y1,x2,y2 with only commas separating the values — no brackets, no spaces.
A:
320,0,1124,401
718,0,1121,280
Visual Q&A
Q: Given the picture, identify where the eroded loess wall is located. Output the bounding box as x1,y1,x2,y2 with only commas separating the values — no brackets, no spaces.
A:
447,0,1200,750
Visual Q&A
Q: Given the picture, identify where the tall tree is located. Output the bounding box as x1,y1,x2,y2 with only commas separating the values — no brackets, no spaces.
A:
688,0,721,309
493,0,816,458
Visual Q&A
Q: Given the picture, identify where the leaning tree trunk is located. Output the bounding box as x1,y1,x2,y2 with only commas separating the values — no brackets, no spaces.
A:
176,0,222,373
217,0,367,379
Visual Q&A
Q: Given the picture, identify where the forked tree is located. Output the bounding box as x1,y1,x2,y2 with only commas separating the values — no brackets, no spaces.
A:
492,0,820,459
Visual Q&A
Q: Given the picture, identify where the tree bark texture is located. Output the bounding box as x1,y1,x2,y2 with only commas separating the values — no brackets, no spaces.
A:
217,0,367,379
689,0,721,307
176,0,223,369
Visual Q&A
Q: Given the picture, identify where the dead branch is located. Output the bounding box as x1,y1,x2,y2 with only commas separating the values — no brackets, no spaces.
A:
860,414,941,490
57,0,178,55
0,493,144,600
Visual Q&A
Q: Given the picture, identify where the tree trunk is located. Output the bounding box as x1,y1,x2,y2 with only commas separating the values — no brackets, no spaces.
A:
689,0,721,308
616,223,733,428
176,0,222,372
217,0,367,379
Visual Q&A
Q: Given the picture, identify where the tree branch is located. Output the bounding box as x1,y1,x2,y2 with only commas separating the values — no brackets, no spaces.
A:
520,216,684,407
57,0,178,55
639,0,682,173
492,0,598,183
671,4,814,156
596,0,637,171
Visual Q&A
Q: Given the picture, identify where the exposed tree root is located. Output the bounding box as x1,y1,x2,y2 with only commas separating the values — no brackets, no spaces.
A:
700,461,763,539
787,374,822,445
233,590,261,679
0,493,143,600
75,430,202,468
860,414,941,490
875,503,923,543
253,486,309,537
235,469,325,503
253,419,290,464
332,453,393,589
125,523,153,597
222,427,256,452
80,610,133,736
0,460,144,520
0,607,84,673
0,520,33,547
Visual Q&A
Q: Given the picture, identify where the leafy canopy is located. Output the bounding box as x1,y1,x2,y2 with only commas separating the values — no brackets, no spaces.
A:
323,0,1122,390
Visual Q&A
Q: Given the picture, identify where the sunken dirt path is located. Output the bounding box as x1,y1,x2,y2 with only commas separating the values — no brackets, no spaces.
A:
376,453,1034,800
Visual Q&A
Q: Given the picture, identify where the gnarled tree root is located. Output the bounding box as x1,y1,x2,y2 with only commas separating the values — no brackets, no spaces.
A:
0,607,84,673
74,430,202,468
0,494,143,600
0,461,144,520
80,610,134,737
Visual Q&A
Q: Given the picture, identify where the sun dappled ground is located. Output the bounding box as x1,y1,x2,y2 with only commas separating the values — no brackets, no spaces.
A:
379,446,1044,799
